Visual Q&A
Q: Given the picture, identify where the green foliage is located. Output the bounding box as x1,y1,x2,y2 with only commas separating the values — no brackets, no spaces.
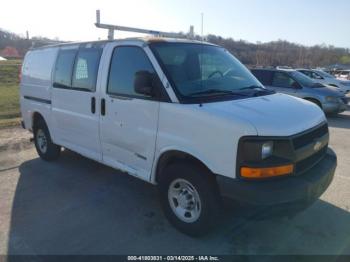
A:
340,55,350,65
0,60,21,127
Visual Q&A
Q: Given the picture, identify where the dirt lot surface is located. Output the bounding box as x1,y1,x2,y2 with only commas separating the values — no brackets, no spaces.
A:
0,109,349,255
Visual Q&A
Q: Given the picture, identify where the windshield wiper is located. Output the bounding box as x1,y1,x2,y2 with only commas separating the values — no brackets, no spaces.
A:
187,89,250,97
239,85,266,90
239,85,275,96
312,83,324,88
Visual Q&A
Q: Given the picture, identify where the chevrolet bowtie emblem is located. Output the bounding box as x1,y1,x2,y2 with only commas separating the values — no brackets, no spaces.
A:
313,140,323,152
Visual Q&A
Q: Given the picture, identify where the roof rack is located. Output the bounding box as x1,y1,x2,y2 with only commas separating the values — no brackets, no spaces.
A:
95,10,194,40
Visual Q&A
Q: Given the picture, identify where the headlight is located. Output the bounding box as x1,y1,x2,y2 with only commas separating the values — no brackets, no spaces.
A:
237,138,294,179
262,141,273,159
325,96,339,103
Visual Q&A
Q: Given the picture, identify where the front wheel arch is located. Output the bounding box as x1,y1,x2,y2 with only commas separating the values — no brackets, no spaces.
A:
154,150,215,184
304,98,322,109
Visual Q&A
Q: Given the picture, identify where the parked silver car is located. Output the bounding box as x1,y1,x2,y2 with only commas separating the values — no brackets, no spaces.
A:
251,69,348,114
297,69,350,94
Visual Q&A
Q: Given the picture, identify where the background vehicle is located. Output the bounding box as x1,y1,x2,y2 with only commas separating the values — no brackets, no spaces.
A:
20,29,337,236
337,70,350,80
251,68,348,114
297,69,350,94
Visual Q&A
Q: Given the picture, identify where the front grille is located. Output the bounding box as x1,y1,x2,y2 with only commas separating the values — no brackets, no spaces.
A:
292,123,328,150
295,146,327,175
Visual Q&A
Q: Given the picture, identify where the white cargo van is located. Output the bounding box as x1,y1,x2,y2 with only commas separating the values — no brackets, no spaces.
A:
20,37,337,236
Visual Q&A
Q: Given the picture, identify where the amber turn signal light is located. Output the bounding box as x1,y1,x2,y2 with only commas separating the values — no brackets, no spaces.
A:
241,164,294,179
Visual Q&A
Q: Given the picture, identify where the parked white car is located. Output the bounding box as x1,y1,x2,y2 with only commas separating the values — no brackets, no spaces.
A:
297,69,350,94
337,70,350,81
20,38,337,236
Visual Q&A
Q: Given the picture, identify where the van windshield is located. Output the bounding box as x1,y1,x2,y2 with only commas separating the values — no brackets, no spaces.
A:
150,42,271,103
315,70,335,79
290,71,324,88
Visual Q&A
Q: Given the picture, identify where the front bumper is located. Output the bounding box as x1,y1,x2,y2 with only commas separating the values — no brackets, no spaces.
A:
217,149,336,211
322,101,347,114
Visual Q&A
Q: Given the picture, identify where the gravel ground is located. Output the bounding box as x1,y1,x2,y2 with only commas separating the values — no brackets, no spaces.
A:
0,109,349,255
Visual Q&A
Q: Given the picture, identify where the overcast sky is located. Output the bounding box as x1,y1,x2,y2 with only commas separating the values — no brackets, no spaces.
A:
2,0,350,48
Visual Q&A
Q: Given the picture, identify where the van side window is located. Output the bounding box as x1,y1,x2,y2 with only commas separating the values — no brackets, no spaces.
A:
108,46,157,98
53,50,76,88
301,70,312,78
272,72,297,88
252,70,273,85
72,49,102,91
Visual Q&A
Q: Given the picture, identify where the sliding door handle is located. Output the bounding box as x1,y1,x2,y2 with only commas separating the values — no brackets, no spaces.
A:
101,98,106,116
91,97,96,114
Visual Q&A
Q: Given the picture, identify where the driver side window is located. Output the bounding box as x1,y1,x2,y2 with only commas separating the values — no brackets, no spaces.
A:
272,72,298,88
311,72,323,80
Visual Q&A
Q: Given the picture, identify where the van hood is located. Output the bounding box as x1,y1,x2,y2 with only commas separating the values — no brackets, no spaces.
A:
340,80,350,87
312,86,344,97
202,93,326,136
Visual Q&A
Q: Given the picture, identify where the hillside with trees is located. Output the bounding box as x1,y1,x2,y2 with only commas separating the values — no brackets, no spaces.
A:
1,28,350,68
0,29,63,58
207,35,350,68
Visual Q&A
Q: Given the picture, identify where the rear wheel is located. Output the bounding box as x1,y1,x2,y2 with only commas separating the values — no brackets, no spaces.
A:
34,119,61,161
158,161,222,237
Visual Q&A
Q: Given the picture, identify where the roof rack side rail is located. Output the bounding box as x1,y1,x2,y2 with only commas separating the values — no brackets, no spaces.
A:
95,10,194,40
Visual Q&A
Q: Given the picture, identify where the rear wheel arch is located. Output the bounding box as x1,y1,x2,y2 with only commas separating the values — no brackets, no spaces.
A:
32,112,61,161
31,112,55,143
32,112,46,130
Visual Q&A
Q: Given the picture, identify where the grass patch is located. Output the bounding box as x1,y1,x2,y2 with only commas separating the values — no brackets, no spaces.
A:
0,117,21,129
0,61,21,127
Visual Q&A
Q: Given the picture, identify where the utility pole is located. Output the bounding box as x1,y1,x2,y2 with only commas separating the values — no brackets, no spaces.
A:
201,13,204,41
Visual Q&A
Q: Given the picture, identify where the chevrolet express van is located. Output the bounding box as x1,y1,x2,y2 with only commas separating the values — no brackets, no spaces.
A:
20,38,337,236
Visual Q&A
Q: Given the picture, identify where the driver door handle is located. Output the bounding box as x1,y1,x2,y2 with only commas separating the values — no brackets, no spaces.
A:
91,97,96,114
101,98,106,116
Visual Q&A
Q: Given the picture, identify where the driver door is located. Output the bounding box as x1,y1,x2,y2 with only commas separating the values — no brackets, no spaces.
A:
99,45,162,181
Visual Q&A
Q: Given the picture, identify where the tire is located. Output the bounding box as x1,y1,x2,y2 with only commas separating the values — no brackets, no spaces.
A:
158,161,222,237
33,119,61,161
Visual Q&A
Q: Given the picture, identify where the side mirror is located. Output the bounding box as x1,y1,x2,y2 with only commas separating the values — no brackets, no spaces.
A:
292,82,301,89
134,71,154,96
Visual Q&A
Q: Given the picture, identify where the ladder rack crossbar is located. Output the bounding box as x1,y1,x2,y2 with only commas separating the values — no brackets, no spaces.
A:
95,10,194,40
95,23,184,38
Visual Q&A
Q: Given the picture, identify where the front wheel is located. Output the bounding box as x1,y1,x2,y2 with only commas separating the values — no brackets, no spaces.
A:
34,119,61,161
158,162,222,237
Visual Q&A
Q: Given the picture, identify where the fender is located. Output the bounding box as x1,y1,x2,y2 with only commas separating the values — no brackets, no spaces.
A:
150,145,217,184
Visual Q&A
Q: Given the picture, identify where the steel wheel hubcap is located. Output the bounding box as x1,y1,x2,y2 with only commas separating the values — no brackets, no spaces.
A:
36,129,47,153
168,178,201,223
